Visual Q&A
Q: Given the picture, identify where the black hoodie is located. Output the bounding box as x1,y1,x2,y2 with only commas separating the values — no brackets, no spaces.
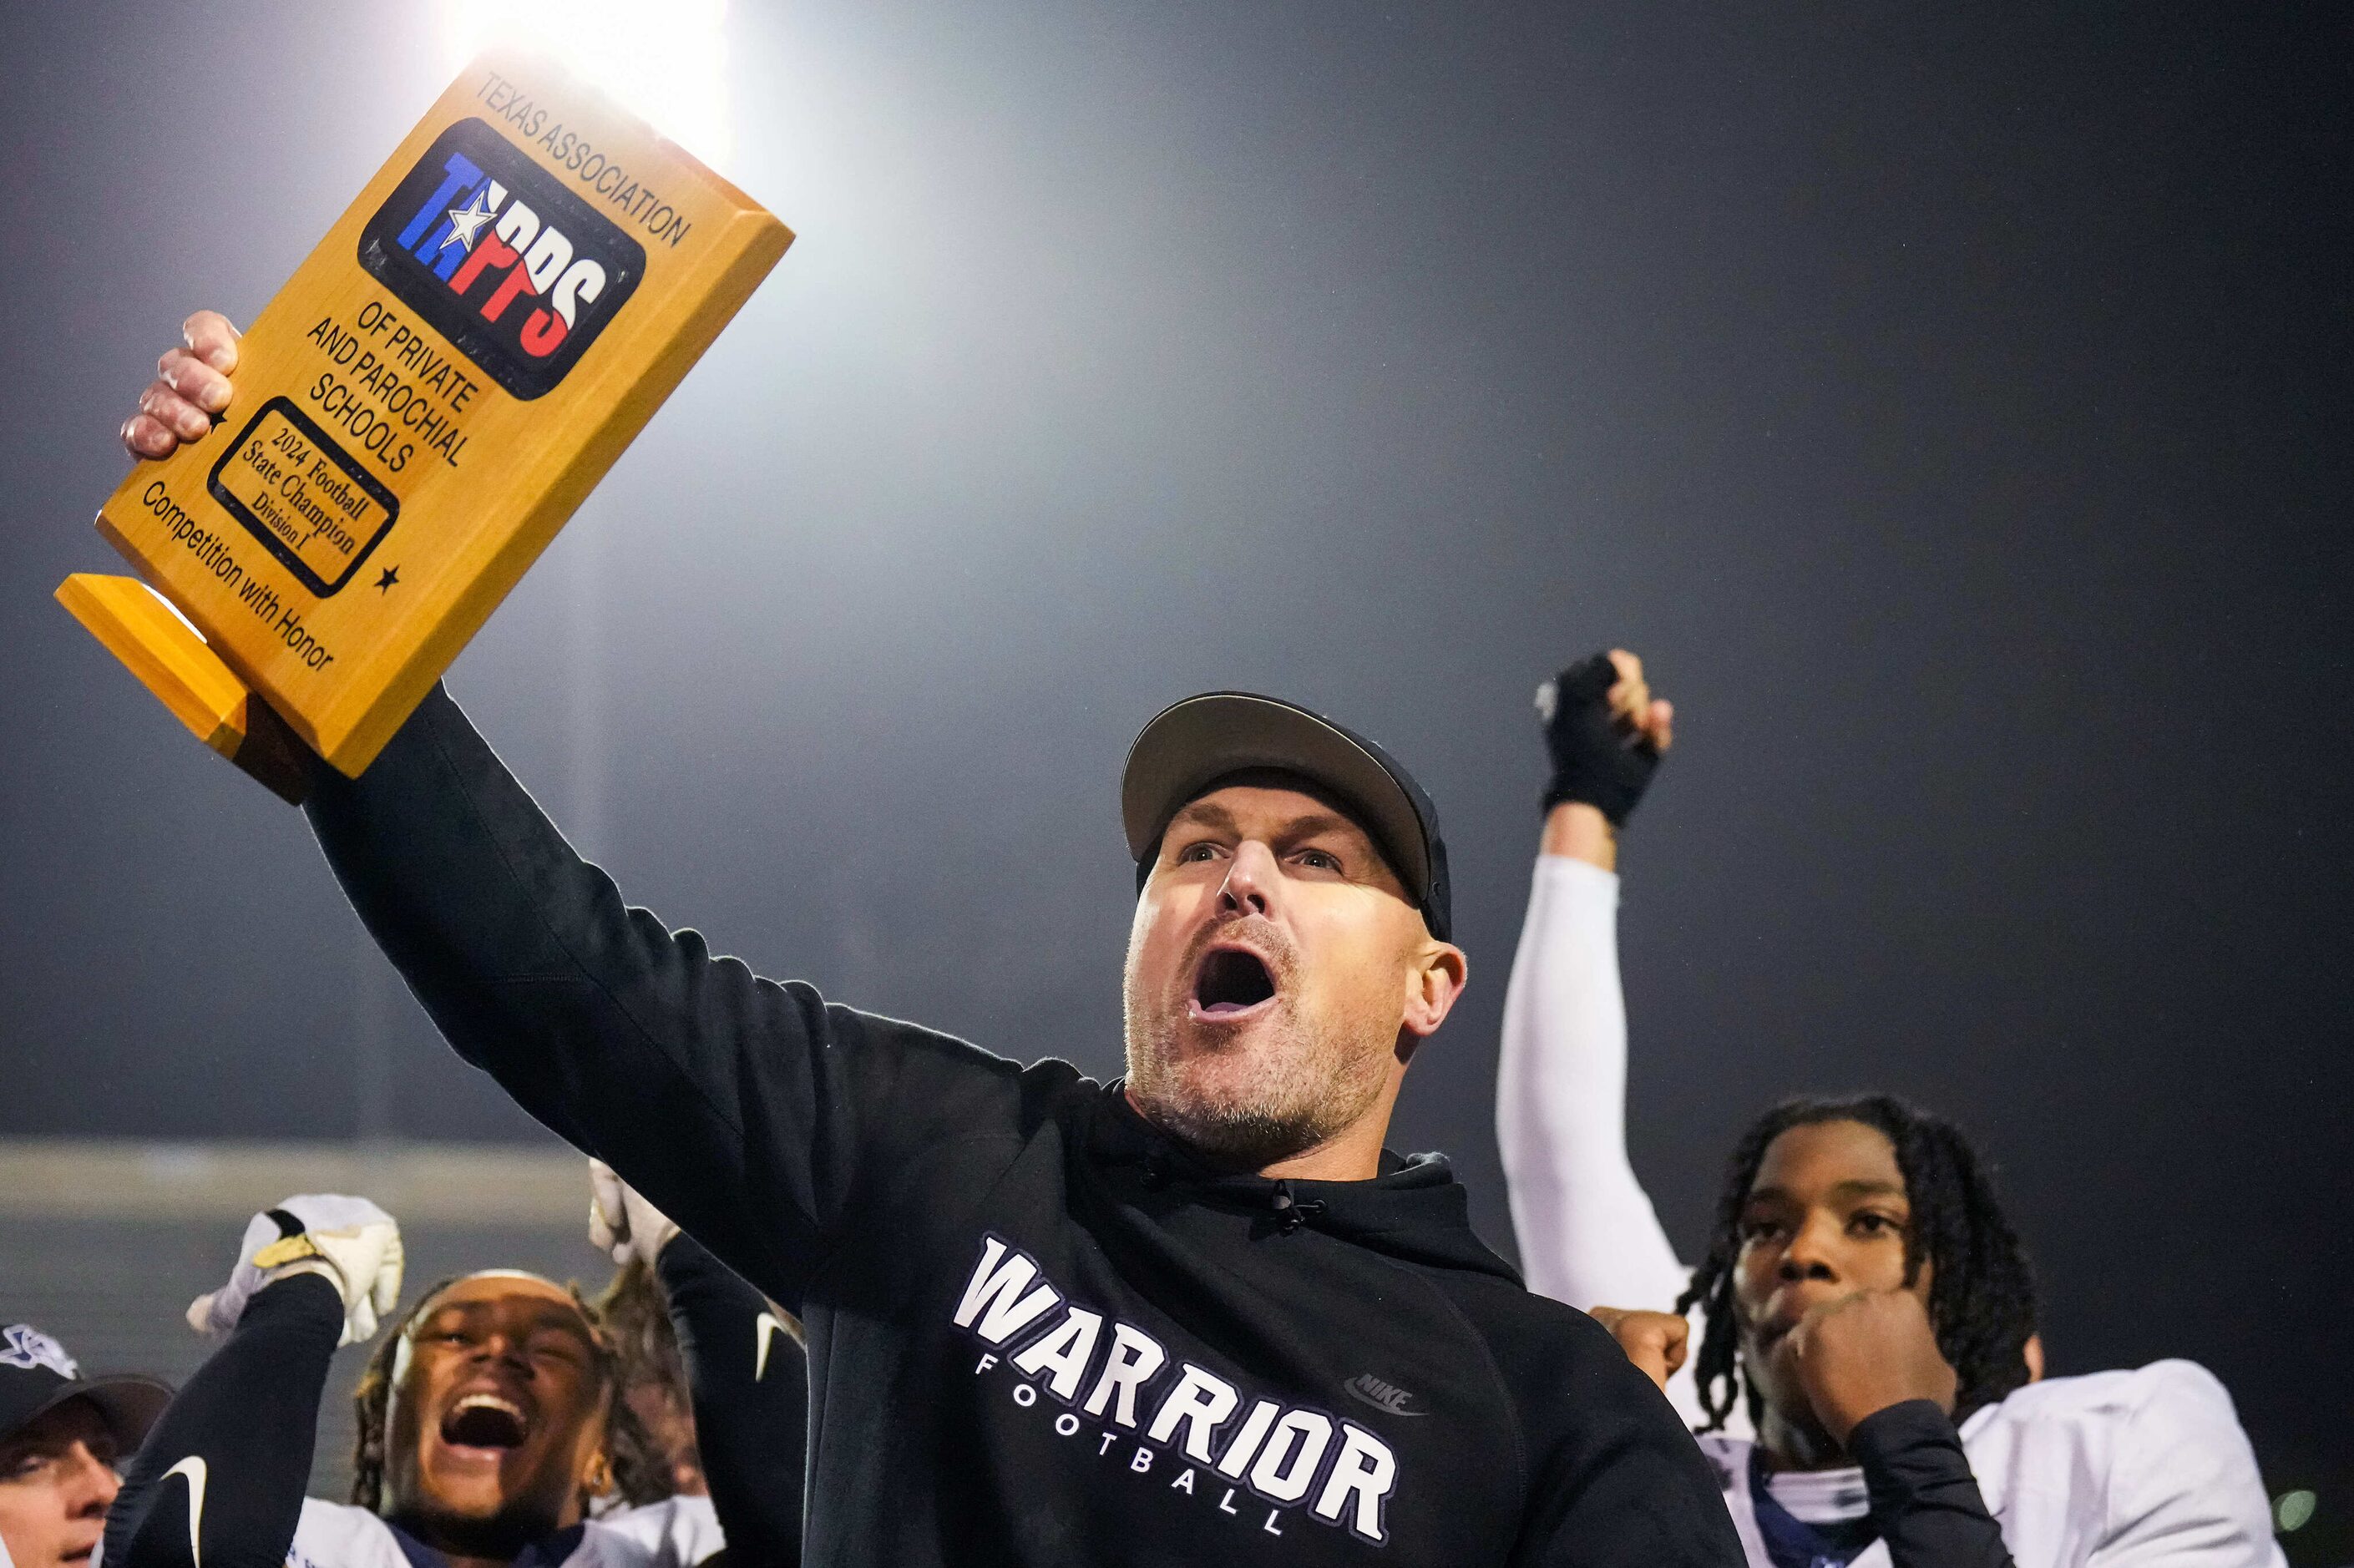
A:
305,685,1743,1568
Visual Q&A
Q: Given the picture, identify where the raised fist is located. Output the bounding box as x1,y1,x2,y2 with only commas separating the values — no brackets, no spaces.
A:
1536,649,1673,826
1779,1288,1957,1444
1587,1305,1689,1392
588,1159,680,1268
187,1194,404,1347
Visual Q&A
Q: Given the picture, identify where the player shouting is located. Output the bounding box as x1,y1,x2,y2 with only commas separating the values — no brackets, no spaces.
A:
119,315,1741,1567
102,1191,804,1568
1497,650,2283,1568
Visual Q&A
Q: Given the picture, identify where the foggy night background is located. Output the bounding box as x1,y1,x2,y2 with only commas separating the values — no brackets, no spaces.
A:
2,0,2347,1541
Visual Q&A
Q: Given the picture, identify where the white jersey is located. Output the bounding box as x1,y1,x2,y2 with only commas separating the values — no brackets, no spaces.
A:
285,1495,721,1568
1497,854,2285,1568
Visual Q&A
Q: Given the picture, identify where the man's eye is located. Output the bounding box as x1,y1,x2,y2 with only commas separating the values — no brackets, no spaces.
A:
1850,1212,1902,1237
1739,1219,1784,1243
1295,849,1339,872
1178,842,1219,863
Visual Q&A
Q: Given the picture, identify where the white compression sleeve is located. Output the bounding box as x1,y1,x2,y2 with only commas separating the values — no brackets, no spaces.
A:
1497,854,1732,1432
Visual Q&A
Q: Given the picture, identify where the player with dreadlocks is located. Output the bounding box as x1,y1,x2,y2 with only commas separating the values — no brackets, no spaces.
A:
1496,650,2282,1568
104,1191,805,1568
1671,1094,2040,1448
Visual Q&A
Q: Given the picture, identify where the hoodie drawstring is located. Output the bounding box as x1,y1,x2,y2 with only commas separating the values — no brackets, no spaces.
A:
1271,1180,1326,1234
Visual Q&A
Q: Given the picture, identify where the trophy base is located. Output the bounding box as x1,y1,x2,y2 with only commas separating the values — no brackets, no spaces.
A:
57,574,315,806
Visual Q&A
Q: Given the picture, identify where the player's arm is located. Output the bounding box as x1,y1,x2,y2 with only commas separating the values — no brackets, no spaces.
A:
1495,651,1689,1319
125,316,1012,1311
1847,1401,2017,1568
592,1168,807,1568
657,1242,806,1568
105,1198,402,1568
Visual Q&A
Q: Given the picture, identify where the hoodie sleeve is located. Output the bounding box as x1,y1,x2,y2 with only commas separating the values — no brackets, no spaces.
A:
657,1235,807,1568
303,683,1021,1310
103,1273,342,1568
1496,855,1716,1426
1498,1310,1749,1568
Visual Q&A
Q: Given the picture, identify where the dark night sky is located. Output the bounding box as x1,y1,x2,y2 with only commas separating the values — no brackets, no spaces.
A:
3,0,2347,1514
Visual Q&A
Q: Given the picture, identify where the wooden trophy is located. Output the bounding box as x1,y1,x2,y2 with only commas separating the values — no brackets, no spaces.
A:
59,51,792,802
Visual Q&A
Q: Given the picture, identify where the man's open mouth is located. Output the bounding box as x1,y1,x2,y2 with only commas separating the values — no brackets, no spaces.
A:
1193,946,1277,1016
441,1392,531,1450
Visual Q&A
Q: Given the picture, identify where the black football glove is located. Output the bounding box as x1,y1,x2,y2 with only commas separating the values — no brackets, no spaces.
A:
1536,652,1660,826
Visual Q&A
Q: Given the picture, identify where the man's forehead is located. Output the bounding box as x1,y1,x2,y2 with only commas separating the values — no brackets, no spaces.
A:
1167,780,1375,843
1754,1119,1906,1188
420,1272,590,1328
1745,1176,1907,1207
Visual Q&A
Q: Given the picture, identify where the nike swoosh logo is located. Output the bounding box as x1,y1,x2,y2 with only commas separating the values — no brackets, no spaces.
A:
754,1312,788,1382
163,1454,207,1568
1342,1373,1425,1416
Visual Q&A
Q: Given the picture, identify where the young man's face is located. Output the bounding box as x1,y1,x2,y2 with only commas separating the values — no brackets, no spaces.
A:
0,1402,119,1568
1123,783,1461,1169
1732,1119,1935,1440
381,1275,611,1555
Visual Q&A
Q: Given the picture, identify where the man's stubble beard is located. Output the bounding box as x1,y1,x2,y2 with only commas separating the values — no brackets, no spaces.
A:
1122,919,1394,1170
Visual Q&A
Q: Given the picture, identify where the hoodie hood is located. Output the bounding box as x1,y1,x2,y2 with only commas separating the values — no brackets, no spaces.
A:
1086,1081,1524,1285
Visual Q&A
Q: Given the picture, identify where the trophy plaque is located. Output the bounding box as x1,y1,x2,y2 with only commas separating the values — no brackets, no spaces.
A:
59,50,792,800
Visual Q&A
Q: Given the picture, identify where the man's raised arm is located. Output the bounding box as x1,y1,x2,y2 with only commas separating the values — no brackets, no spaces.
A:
308,681,888,1293
127,313,995,1310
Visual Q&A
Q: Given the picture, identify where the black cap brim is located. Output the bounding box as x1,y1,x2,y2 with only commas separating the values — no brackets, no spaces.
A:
5,1377,172,1453
1121,692,1435,911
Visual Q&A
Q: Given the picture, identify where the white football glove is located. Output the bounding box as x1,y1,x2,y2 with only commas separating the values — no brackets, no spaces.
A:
588,1160,679,1268
186,1194,404,1347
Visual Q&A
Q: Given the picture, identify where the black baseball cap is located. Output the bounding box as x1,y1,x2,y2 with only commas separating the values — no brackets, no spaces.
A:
0,1324,170,1453
1121,691,1453,941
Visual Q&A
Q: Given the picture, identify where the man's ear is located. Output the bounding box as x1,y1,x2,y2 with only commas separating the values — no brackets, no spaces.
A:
1401,941,1468,1041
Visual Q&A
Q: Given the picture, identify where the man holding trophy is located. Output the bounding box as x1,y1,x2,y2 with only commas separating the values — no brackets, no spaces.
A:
85,46,1743,1568
116,304,1740,1565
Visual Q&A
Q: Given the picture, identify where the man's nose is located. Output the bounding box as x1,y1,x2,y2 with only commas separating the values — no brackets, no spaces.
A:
63,1443,121,1515
1776,1216,1842,1283
1217,840,1279,918
473,1334,532,1373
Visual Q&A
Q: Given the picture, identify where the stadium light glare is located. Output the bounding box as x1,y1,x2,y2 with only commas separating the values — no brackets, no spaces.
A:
441,0,733,171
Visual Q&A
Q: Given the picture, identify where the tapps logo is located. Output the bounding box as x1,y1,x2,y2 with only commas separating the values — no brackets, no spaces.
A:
358,118,645,401
1,1325,80,1379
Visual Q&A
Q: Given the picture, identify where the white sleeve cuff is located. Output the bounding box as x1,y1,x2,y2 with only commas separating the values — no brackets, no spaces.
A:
1533,852,1620,901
